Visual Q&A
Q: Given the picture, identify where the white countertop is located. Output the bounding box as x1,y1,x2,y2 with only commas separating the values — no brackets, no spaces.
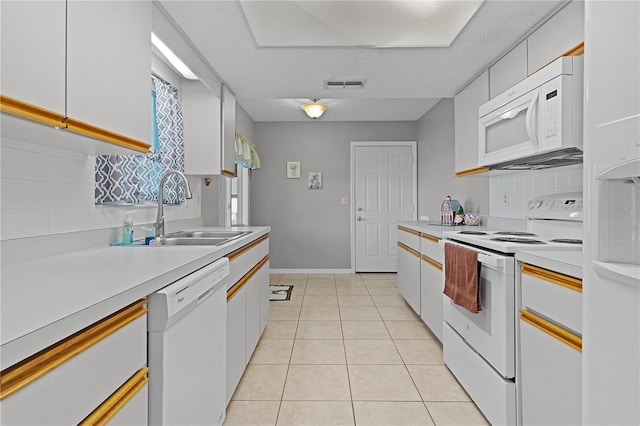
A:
0,226,269,369
516,250,583,279
398,220,499,239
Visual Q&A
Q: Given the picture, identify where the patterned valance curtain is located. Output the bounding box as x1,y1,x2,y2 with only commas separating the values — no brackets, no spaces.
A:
235,130,261,170
95,76,185,204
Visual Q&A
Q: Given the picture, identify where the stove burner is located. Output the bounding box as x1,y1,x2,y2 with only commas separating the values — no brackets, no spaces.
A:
459,231,487,235
494,231,537,236
549,239,583,244
491,237,546,244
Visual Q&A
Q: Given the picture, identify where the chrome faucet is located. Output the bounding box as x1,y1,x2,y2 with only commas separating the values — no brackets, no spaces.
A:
155,170,193,237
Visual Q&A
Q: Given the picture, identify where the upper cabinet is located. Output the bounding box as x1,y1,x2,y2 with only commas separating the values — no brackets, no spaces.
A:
222,86,237,176
0,0,152,154
1,1,66,115
182,80,223,176
489,41,528,99
66,1,151,146
454,71,489,175
527,0,584,75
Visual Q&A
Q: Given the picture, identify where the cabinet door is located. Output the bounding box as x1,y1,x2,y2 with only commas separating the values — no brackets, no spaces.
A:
66,0,151,144
222,86,237,175
0,0,65,113
489,41,528,99
454,71,489,172
226,285,247,405
527,0,584,74
259,259,271,334
183,80,223,175
420,257,443,341
246,272,261,361
397,244,421,315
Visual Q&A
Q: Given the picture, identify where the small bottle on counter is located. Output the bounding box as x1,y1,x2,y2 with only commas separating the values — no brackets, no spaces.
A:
122,211,135,245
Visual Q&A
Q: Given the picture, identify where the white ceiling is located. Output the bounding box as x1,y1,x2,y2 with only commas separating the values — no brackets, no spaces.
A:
158,0,566,122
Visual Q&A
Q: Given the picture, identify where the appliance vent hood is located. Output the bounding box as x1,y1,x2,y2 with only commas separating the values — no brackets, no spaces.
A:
488,147,583,170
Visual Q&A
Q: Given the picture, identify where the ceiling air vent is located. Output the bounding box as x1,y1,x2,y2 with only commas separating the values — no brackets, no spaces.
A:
324,80,365,89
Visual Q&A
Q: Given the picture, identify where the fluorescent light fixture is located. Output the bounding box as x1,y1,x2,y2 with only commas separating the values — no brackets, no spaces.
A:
151,32,198,80
301,99,328,119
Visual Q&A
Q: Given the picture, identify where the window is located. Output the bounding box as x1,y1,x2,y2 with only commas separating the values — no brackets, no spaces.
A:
95,76,185,205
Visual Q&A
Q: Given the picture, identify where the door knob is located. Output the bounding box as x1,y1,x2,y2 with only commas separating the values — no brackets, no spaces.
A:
357,217,365,221
357,207,363,211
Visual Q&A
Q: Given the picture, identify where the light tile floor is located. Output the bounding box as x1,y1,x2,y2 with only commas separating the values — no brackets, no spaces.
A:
224,273,489,426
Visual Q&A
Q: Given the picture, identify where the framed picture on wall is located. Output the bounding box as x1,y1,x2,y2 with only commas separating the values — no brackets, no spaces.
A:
286,161,300,179
308,172,322,189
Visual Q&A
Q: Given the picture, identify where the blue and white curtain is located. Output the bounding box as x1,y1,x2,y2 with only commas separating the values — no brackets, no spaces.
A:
95,76,185,204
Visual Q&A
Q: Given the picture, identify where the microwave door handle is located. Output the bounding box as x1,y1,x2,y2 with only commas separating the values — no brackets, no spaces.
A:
525,92,539,148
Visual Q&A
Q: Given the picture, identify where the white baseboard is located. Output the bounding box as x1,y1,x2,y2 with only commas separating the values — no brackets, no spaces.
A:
270,268,355,274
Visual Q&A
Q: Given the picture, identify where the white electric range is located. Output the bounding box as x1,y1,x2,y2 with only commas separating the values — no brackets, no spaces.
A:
439,192,583,426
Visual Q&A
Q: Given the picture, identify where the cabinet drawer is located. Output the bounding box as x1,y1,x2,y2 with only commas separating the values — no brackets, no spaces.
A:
521,263,582,334
1,301,147,425
226,235,269,289
420,233,443,264
398,226,420,251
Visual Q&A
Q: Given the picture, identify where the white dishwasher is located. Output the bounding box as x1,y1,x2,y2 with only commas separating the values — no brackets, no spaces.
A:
148,257,230,426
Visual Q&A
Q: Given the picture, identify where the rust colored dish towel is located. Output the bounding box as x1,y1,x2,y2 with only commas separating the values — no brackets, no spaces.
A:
443,243,482,313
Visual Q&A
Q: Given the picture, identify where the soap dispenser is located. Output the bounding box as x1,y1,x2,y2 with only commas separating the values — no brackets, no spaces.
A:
122,211,135,244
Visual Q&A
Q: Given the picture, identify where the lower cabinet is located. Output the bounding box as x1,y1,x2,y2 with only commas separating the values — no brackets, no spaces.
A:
397,226,421,315
519,263,582,425
225,235,270,404
0,300,148,425
420,233,444,341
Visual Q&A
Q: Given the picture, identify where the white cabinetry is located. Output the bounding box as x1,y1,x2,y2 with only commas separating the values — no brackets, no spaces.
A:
397,226,421,315
519,263,582,425
222,86,237,176
0,1,65,114
489,41,528,99
66,0,151,145
225,235,270,404
0,301,148,425
1,0,152,154
527,0,584,74
182,80,223,176
454,71,489,173
419,234,444,341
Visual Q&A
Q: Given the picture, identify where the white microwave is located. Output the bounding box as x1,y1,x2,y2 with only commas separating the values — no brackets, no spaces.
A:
478,56,583,169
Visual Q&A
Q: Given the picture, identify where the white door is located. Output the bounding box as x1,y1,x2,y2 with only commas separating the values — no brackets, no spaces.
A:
352,142,416,272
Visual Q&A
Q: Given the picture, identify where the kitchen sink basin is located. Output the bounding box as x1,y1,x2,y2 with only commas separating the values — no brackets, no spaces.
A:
164,230,252,239
159,237,231,246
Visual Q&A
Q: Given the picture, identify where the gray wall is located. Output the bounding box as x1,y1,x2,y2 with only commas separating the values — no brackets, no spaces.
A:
236,103,255,142
417,98,489,220
251,121,418,270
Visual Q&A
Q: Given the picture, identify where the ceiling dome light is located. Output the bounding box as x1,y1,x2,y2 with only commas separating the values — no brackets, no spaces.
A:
301,99,328,119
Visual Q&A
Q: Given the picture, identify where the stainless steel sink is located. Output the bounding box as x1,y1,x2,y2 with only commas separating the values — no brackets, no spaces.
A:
164,230,252,239
159,237,231,246
157,230,252,246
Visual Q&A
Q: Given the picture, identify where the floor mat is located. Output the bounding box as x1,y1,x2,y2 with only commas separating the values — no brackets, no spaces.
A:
270,285,293,301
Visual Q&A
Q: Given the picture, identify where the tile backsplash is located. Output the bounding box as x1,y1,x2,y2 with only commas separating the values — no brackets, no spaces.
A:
1,138,201,241
489,164,583,219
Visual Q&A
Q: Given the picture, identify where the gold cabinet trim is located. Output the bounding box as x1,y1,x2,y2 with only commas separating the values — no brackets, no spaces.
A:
0,95,151,153
455,166,491,177
397,226,421,237
522,263,582,293
0,299,147,400
226,234,269,261
397,242,420,258
63,117,151,153
520,309,582,352
222,169,236,178
1,94,66,128
227,254,270,301
79,367,149,425
421,234,440,244
421,255,443,271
